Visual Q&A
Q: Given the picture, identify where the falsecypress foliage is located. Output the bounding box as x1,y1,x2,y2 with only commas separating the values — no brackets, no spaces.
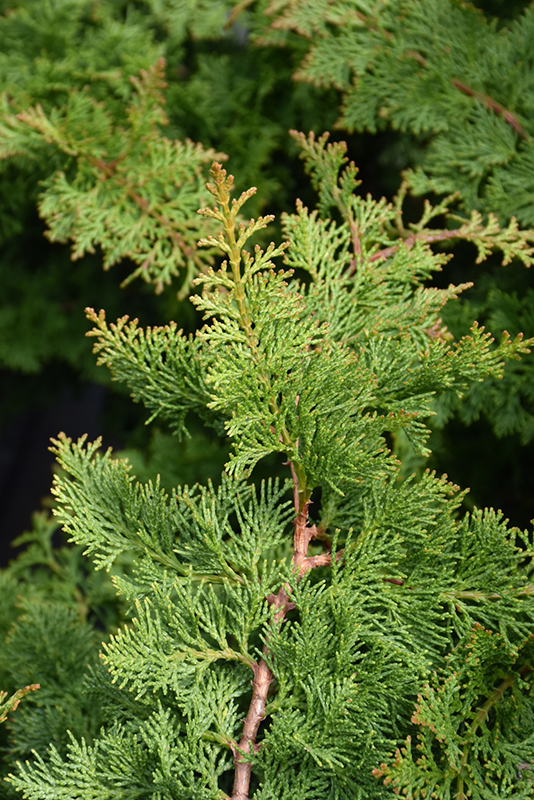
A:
263,0,534,224
3,0,534,461
260,0,534,447
3,136,533,799
0,513,128,797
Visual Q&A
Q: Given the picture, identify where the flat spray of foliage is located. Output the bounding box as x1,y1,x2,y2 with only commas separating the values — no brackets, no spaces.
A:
2,59,222,296
263,0,534,224
3,0,534,445
4,134,534,799
259,0,534,443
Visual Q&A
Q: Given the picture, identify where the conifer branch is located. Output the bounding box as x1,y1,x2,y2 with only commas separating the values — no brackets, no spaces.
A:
445,585,534,602
224,0,255,29
368,203,534,268
11,61,223,294
231,498,332,800
368,229,464,263
0,685,40,725
7,126,534,800
200,164,341,799
451,79,529,142
231,590,289,800
456,664,532,800
198,163,293,442
200,168,279,798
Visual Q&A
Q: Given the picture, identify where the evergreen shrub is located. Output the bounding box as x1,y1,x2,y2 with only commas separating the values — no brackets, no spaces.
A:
2,133,533,800
3,0,534,522
2,2,534,797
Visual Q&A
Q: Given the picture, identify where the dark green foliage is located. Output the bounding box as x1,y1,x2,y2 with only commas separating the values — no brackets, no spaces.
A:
0,0,335,294
375,627,534,798
117,424,230,491
262,0,534,449
0,513,128,789
264,0,534,223
3,59,221,295
436,265,534,441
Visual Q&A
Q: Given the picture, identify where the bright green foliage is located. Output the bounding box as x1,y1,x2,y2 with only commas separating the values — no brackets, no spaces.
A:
86,131,534,468
4,138,534,799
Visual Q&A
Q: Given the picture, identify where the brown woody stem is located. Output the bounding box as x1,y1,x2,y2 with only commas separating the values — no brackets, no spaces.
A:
366,228,469,267
230,467,324,799
451,79,529,141
231,589,290,800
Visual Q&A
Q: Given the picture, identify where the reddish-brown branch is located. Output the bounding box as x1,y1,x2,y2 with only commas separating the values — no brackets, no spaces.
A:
299,549,345,577
231,463,333,799
231,657,274,800
231,657,272,799
365,228,468,268
451,78,529,141
231,589,290,800
293,502,316,572
231,507,344,798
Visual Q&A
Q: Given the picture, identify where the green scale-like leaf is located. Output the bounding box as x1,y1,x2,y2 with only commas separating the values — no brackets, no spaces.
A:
8,131,534,800
375,627,534,799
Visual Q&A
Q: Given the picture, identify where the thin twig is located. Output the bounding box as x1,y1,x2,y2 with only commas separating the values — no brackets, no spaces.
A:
231,466,325,799
224,0,255,29
451,78,529,141
231,589,290,800
365,228,470,267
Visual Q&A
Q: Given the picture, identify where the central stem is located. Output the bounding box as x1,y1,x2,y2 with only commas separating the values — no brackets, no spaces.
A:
219,174,297,457
231,590,290,800
204,166,325,800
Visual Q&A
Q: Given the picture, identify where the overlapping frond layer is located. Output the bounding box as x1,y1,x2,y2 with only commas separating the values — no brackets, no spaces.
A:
265,1,534,225
7,134,534,800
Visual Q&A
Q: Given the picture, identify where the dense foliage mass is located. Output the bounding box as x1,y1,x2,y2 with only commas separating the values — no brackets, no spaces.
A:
2,135,534,799
2,0,534,506
1,2,534,799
